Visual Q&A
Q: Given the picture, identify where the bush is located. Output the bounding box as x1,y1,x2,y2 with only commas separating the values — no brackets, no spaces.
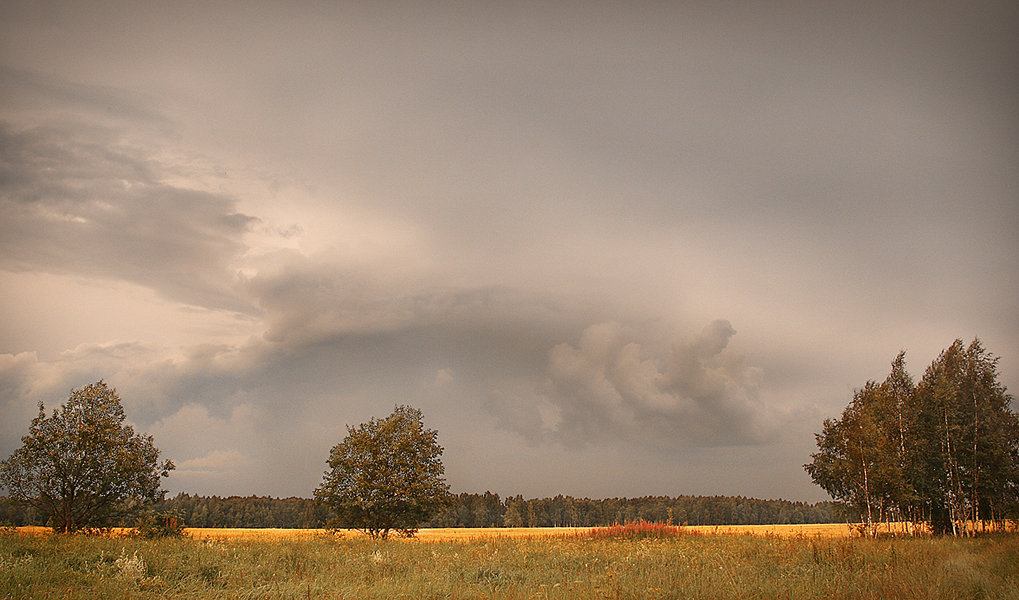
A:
134,512,186,538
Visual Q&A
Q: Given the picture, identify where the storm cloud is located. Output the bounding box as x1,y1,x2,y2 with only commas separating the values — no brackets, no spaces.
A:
1,1,1016,501
487,320,775,448
0,121,258,312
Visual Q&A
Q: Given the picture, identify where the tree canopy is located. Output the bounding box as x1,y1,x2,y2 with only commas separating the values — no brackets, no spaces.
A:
314,405,450,539
805,340,1019,535
0,381,174,533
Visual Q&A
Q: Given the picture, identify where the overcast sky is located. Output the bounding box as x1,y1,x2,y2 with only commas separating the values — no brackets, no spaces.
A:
1,1,1016,503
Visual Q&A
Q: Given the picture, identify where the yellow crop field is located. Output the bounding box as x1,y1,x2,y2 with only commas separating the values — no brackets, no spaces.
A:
183,527,326,541
686,523,855,537
12,523,867,539
183,524,859,541
25,520,1013,540
402,523,859,540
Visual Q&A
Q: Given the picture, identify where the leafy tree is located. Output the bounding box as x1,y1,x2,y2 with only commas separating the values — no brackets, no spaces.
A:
502,495,526,527
314,405,450,539
912,340,1019,533
882,352,921,526
0,381,174,533
806,340,1019,535
805,381,906,535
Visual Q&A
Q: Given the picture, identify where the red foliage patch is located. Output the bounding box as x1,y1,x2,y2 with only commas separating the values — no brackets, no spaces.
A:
585,520,685,539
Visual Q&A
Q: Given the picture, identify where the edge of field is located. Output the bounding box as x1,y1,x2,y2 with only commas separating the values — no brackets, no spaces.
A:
11,523,861,540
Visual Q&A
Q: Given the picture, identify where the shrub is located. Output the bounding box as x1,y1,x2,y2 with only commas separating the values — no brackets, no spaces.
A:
134,511,186,538
113,549,148,580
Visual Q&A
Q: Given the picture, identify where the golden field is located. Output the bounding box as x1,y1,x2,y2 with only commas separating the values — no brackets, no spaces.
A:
18,520,1013,540
400,523,859,540
15,522,860,539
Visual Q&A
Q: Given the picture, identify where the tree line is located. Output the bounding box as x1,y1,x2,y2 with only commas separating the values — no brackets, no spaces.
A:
4,337,1014,538
805,339,1019,536
428,492,841,528
1,491,840,529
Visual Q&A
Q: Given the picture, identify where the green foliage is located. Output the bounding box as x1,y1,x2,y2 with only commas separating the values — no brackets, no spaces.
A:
151,492,333,528
0,381,174,534
432,493,839,527
133,511,186,539
0,490,840,529
0,496,43,526
805,382,906,535
315,405,450,539
24,490,837,529
806,339,1019,536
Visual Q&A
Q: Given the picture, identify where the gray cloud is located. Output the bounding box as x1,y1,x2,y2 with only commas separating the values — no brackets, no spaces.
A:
0,120,258,312
0,66,170,127
1,1,1016,502
488,319,776,449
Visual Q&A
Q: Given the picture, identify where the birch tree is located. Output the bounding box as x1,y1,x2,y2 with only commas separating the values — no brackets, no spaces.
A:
807,340,1018,535
805,382,903,536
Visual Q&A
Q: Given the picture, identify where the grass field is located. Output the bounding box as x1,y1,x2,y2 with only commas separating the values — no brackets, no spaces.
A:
3,525,1018,599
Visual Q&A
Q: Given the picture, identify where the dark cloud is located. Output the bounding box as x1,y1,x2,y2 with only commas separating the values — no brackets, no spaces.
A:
1,1,1016,502
243,249,594,348
487,319,776,449
0,121,258,312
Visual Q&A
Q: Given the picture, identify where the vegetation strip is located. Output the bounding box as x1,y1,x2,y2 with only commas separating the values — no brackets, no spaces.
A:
3,527,1018,599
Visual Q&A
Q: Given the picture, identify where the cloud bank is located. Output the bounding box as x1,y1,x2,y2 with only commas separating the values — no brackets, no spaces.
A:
1,1,1016,501
0,121,257,312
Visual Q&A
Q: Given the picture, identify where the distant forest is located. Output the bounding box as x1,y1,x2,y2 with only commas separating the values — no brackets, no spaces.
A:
1,492,843,529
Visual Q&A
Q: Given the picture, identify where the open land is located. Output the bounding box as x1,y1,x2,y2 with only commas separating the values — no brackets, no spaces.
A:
189,523,862,540
11,523,861,540
3,525,1019,599
9,522,870,540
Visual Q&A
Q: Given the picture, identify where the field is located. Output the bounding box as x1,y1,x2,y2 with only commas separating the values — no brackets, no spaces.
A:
10,523,860,541
3,525,1018,599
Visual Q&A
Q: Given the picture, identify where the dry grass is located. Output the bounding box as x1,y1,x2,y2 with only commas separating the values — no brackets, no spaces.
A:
4,525,1017,599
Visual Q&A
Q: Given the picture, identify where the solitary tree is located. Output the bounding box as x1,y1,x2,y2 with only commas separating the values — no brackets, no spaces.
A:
315,405,450,539
0,381,174,533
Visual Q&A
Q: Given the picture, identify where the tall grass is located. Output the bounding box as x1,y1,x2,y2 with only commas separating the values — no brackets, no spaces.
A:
2,528,1017,599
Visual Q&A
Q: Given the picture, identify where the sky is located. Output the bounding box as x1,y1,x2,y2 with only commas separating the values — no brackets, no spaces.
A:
1,1,1016,503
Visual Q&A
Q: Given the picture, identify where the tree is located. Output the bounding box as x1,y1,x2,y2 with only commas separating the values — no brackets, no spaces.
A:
882,352,920,527
314,405,450,539
805,382,907,536
912,339,1019,534
0,381,174,533
806,340,1019,536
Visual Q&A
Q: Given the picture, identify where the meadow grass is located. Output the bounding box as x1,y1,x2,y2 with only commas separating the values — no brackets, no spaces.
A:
2,527,1018,599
